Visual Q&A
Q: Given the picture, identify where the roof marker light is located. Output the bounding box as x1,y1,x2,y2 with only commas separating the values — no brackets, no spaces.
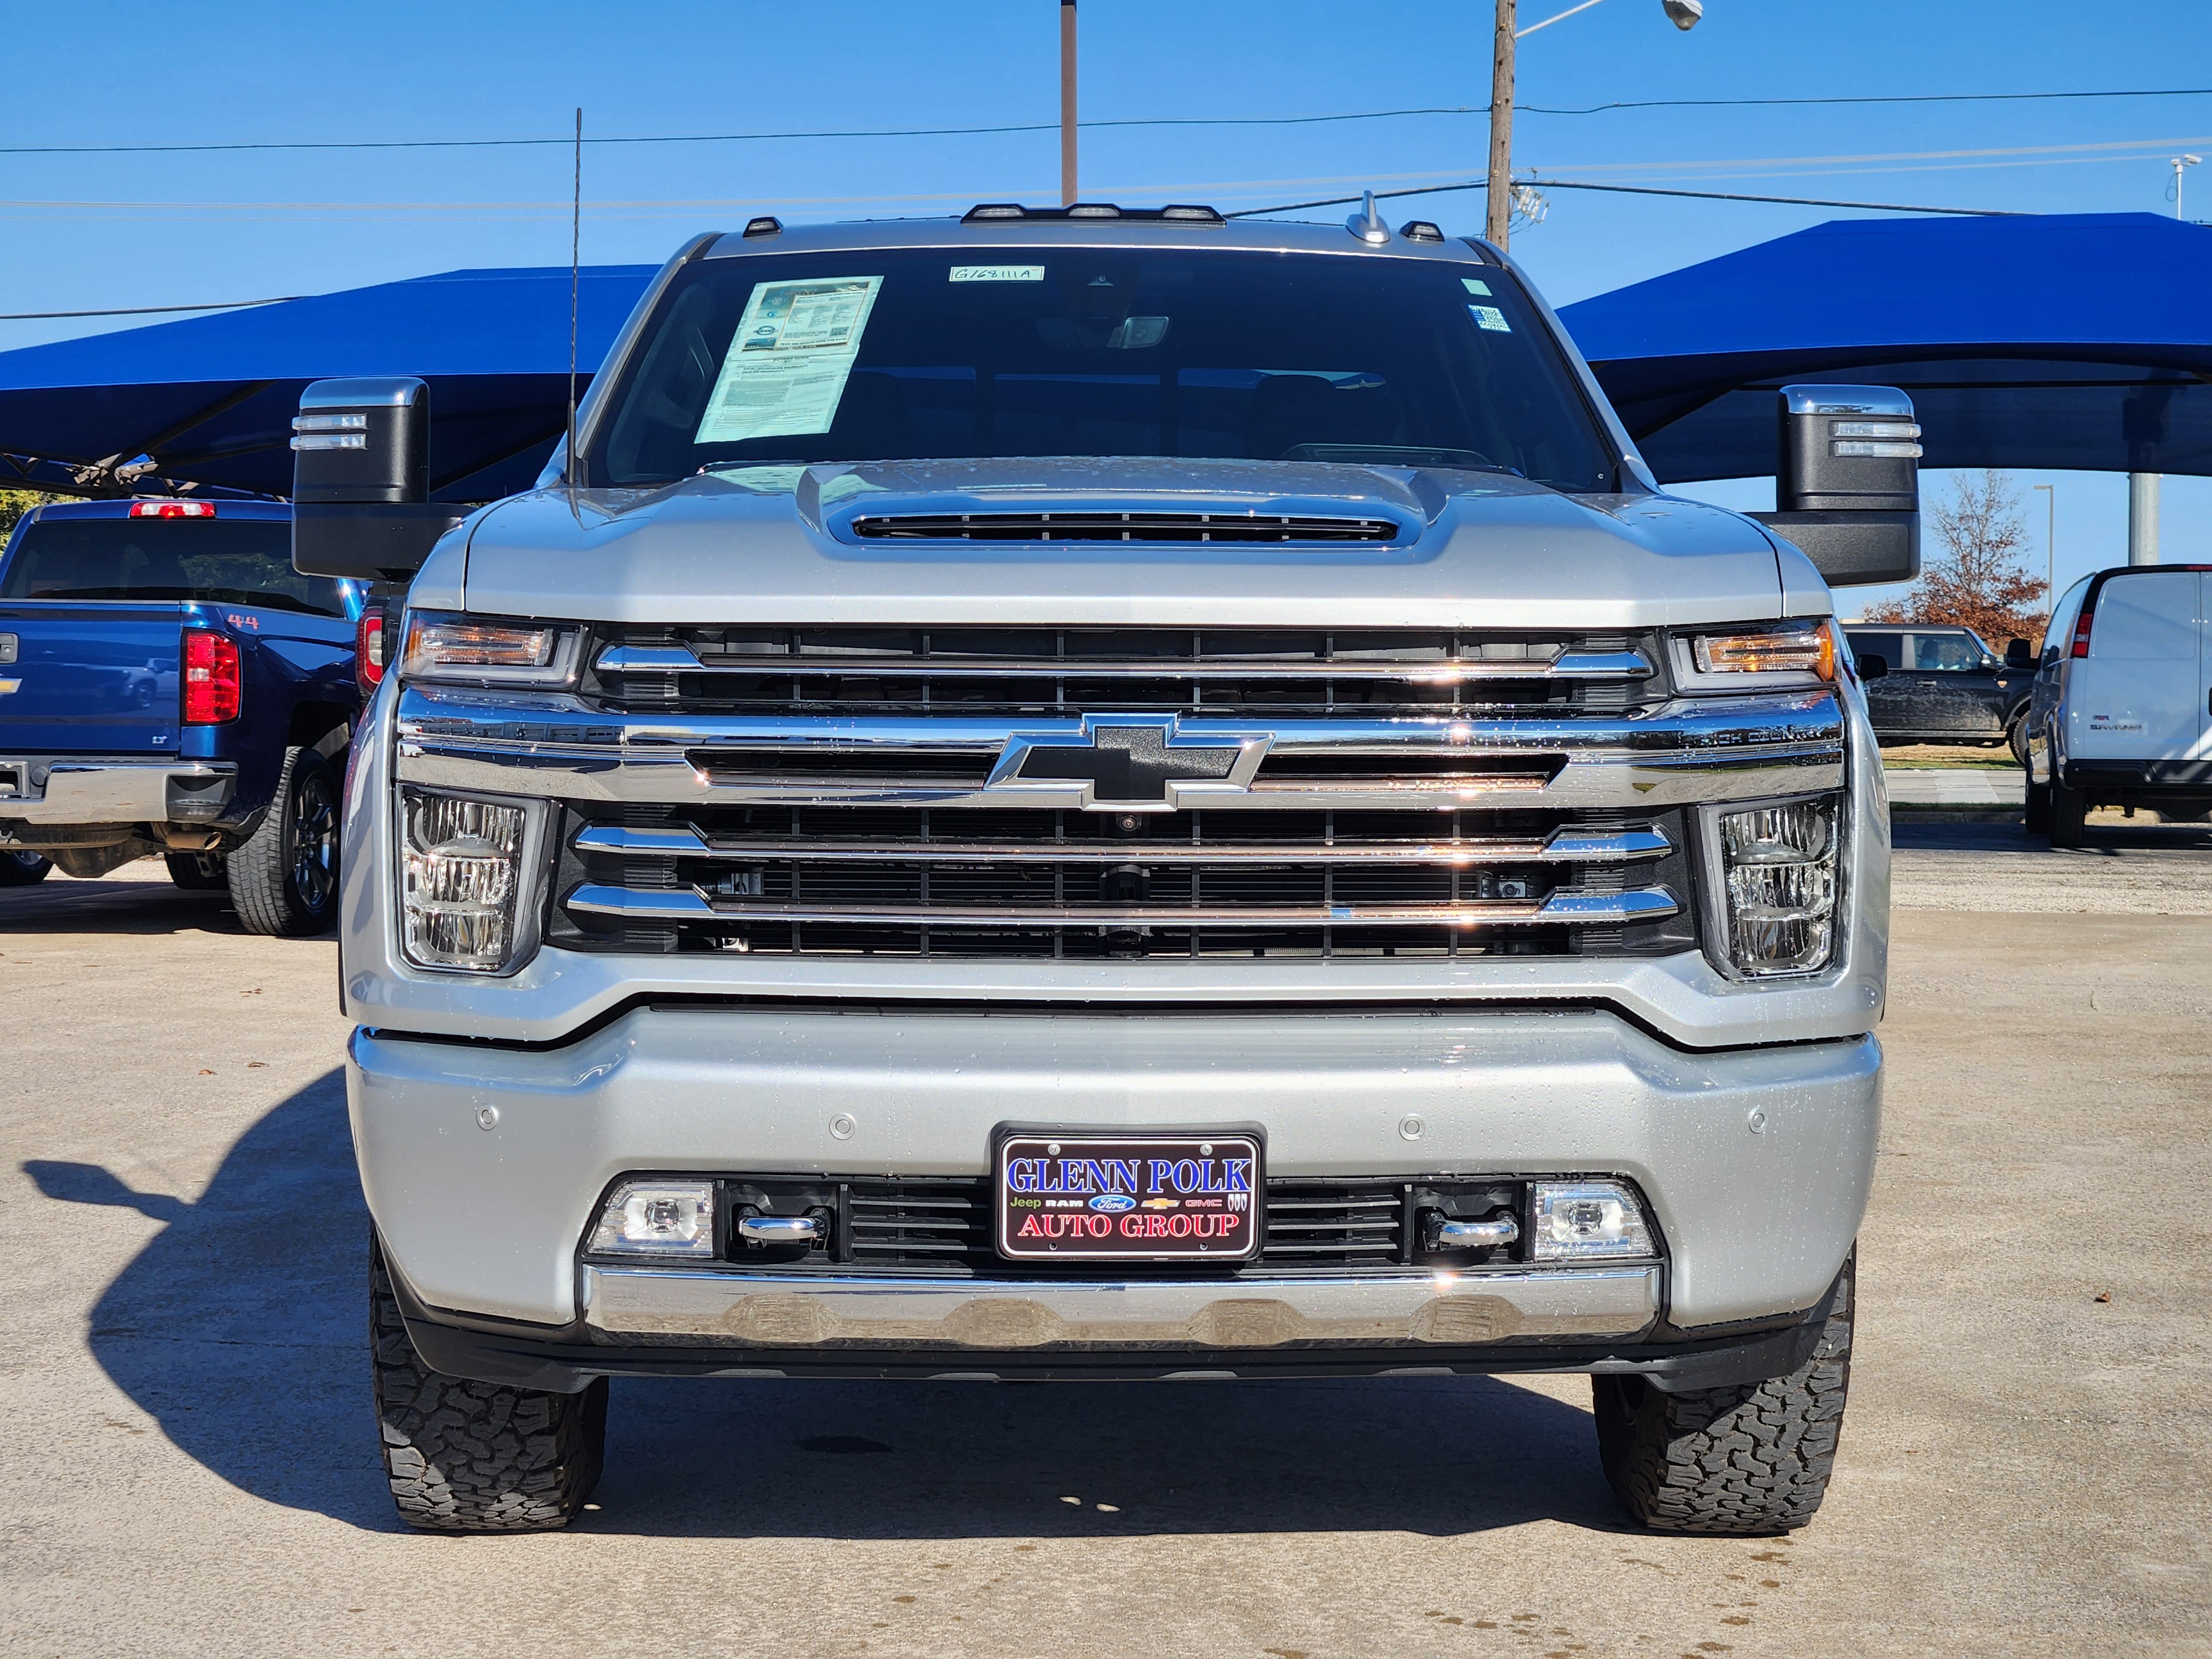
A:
742,216,782,238
129,500,217,518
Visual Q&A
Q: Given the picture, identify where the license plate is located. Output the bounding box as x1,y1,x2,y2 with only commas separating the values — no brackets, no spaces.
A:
994,1131,1264,1263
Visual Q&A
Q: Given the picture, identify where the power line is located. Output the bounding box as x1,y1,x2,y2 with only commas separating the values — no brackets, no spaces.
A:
6,87,2212,156
1229,176,2018,218
0,296,306,320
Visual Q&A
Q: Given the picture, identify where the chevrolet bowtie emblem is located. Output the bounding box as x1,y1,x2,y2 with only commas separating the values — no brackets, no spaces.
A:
989,716,1272,811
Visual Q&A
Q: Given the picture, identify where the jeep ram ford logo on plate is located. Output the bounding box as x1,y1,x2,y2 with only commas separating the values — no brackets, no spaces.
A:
995,1132,1265,1262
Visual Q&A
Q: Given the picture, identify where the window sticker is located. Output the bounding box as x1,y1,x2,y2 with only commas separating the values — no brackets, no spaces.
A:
1462,278,1494,296
1468,304,1512,333
695,275,885,444
950,264,1046,282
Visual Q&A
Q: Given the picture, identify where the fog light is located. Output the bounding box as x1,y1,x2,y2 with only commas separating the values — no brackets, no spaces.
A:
588,1180,717,1259
1706,795,1840,977
400,789,534,972
1530,1181,1653,1261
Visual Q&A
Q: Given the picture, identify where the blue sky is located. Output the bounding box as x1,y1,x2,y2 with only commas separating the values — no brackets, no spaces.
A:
7,0,2212,613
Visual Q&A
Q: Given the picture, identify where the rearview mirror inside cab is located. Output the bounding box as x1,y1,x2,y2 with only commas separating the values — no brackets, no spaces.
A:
1751,385,1922,587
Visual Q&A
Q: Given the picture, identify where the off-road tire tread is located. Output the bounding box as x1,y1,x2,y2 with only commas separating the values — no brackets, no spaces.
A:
226,745,335,936
370,1238,606,1532
1593,1257,1853,1535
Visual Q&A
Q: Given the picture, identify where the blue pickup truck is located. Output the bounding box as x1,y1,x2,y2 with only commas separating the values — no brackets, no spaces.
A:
0,498,361,933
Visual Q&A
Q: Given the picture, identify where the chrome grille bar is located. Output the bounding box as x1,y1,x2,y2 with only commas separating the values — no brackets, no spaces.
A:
594,644,1653,682
570,825,1673,864
563,884,1681,928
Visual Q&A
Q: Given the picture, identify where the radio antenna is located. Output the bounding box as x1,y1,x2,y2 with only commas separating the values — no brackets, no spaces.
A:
566,106,582,489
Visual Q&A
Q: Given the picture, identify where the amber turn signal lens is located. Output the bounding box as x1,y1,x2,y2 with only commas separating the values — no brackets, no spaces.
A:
1691,622,1835,680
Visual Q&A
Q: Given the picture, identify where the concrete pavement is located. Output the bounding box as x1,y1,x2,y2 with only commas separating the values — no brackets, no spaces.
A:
1,851,2206,1658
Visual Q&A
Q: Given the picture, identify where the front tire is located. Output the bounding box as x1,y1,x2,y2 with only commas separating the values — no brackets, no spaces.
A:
0,849,51,886
1593,1256,1853,1535
227,745,340,935
371,1238,607,1532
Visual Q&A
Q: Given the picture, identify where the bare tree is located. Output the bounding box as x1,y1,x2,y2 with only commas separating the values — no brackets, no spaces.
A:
1864,470,2048,648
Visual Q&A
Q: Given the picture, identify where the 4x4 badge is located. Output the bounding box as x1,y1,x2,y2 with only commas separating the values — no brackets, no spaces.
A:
988,715,1273,811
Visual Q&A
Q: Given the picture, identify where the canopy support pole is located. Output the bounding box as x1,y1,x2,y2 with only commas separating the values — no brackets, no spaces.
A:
2129,472,2161,565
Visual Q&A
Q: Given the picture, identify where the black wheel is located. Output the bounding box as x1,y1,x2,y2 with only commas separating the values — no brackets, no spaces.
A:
371,1237,607,1532
226,746,340,935
165,851,228,890
2049,775,2088,848
1593,1256,1853,1535
0,849,51,886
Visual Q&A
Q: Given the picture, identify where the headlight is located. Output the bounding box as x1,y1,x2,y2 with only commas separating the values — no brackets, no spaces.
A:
399,787,546,972
1700,794,1840,978
399,610,581,687
1678,619,1836,686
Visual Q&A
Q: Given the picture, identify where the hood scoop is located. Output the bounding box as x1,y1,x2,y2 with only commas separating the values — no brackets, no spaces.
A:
846,509,1402,545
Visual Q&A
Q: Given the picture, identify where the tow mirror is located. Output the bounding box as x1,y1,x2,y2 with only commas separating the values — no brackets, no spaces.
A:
1751,385,1921,587
1856,652,1888,682
290,377,467,581
2004,638,2035,670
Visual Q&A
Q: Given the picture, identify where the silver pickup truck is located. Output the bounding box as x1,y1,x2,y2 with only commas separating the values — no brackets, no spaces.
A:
296,203,1918,1536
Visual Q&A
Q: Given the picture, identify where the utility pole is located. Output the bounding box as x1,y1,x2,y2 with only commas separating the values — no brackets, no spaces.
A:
2130,155,2196,565
1060,1,1078,206
1486,0,1516,247
2033,483,2055,630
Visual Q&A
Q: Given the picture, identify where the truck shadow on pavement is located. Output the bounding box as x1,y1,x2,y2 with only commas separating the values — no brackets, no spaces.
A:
0,874,249,937
28,1076,1627,1539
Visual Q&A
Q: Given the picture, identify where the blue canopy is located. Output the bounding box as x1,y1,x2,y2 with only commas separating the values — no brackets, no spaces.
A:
0,264,656,500
1557,212,2212,483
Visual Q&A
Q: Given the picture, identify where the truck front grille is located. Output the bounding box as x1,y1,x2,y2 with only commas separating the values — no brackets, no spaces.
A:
541,625,1693,961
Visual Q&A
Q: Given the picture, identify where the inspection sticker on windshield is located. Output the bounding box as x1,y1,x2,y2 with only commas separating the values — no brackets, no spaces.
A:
1468,304,1512,332
1462,278,1494,296
950,264,1045,282
695,275,884,444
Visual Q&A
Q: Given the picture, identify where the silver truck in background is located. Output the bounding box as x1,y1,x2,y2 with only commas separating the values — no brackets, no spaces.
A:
296,203,1919,1536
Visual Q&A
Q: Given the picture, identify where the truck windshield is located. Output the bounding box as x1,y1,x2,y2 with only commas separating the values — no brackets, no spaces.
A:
0,517,347,617
588,246,1617,492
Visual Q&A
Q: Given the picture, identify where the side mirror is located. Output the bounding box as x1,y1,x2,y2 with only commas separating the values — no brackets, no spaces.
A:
1750,385,1922,587
2041,644,2062,669
290,377,467,581
1856,652,1888,682
2004,638,2034,670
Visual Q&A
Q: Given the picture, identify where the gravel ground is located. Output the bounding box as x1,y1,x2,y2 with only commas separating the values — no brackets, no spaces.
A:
1,851,2206,1659
1893,820,2212,914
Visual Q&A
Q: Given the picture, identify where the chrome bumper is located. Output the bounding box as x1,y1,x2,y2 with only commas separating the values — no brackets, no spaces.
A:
0,758,234,823
579,1264,1660,1349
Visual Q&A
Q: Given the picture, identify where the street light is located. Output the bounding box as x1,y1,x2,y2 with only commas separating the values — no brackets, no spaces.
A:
2171,154,2200,220
1488,0,1704,246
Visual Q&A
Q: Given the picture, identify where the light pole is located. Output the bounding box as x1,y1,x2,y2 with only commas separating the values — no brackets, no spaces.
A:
2172,153,2201,220
2033,483,2055,639
1061,1,1078,205
1486,0,1704,247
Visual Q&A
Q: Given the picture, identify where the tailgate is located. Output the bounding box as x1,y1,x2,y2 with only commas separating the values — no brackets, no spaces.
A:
0,603,183,754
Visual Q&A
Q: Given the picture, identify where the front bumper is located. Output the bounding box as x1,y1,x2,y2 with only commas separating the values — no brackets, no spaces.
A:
0,757,234,826
351,1002,1880,1360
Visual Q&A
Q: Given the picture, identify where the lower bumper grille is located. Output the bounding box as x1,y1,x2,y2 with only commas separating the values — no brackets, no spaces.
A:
698,1176,1529,1276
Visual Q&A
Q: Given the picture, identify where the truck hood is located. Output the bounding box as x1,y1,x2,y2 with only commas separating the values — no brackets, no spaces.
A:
450,458,1796,629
